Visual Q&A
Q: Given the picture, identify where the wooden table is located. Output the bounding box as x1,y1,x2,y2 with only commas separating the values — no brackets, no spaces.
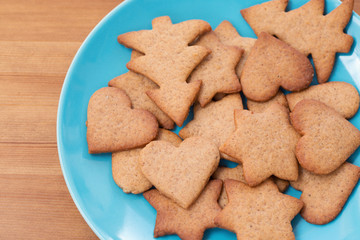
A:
0,0,359,239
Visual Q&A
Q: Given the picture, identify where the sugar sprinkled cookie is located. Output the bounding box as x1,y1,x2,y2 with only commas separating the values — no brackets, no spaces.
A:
109,51,174,129
118,16,212,126
286,81,360,119
291,99,360,175
86,87,158,154
220,103,299,186
179,94,243,160
112,129,181,194
214,179,303,240
241,0,354,83
291,163,360,225
247,90,288,113
143,180,222,240
212,165,289,208
241,32,313,102
188,31,243,107
214,20,256,79
139,136,220,209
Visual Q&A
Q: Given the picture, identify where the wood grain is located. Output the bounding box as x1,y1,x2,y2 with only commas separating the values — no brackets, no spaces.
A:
0,0,120,239
0,0,359,239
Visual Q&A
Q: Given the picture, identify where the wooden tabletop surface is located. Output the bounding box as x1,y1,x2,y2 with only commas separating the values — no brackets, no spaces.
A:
0,0,359,239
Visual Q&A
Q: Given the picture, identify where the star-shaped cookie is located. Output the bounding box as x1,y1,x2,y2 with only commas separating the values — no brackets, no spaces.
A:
215,179,303,240
247,90,288,113
214,20,256,79
179,94,243,160
220,103,299,186
188,31,243,107
212,165,289,208
241,0,354,83
143,180,222,240
118,16,212,126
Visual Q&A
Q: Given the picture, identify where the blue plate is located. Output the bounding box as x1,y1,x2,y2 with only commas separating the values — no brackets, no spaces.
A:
57,0,360,239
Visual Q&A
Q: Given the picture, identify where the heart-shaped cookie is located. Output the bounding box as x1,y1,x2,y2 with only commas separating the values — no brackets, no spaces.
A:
291,99,360,174
139,136,220,208
87,87,159,153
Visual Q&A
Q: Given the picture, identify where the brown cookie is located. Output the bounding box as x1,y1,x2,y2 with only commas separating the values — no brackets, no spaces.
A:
118,16,212,126
112,129,181,194
241,0,354,83
143,180,222,240
109,51,174,129
290,163,360,225
86,87,158,153
139,136,220,209
179,94,243,160
214,179,303,240
220,103,299,186
212,165,245,208
188,31,243,107
241,32,314,102
212,165,289,208
274,177,290,192
290,99,360,174
286,81,360,119
247,90,288,113
214,20,256,79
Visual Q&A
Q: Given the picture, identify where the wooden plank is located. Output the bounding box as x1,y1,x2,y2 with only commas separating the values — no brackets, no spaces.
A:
0,104,57,143
0,41,80,75
0,0,120,42
0,0,120,238
0,75,63,106
0,143,60,175
0,75,62,143
0,174,98,239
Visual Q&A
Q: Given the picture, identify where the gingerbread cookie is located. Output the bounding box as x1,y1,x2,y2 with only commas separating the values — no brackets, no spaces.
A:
214,179,303,240
188,31,243,107
139,136,220,208
118,16,212,126
109,51,174,129
179,94,243,160
286,81,359,119
143,180,222,240
290,99,360,174
241,0,354,83
86,87,158,153
220,103,299,186
212,165,245,208
247,90,288,113
214,20,256,79
291,163,360,225
274,177,290,193
241,32,313,101
112,129,181,194
213,165,289,208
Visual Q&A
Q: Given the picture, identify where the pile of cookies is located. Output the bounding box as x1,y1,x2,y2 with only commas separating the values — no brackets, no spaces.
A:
86,0,360,239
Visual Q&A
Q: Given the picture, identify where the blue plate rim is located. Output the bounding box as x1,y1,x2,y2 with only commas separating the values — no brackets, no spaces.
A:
56,0,360,239
56,0,134,239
